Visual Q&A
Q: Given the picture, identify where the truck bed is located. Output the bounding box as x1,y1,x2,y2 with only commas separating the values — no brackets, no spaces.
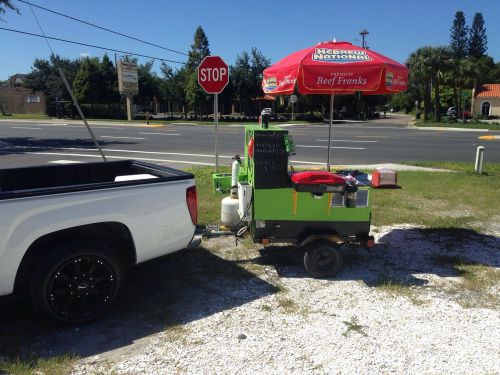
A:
0,160,193,199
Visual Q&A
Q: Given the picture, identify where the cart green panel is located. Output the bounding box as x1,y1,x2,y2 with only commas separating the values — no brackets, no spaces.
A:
251,187,371,242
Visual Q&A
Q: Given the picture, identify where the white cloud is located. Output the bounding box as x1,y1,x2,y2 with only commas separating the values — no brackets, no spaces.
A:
80,52,91,57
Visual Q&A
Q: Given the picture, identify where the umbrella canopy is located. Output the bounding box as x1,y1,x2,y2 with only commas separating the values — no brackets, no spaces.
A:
261,40,408,170
262,41,408,95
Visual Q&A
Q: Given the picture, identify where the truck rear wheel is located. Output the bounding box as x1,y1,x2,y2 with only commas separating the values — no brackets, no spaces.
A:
31,241,123,324
304,240,343,278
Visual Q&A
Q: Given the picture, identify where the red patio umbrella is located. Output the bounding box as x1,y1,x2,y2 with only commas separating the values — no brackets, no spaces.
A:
262,40,408,170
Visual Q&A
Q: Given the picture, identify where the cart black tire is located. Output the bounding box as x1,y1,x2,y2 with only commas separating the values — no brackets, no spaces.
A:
31,240,123,324
304,240,343,278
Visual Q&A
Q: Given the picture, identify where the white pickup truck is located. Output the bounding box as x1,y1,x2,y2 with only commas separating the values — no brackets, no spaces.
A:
0,160,197,323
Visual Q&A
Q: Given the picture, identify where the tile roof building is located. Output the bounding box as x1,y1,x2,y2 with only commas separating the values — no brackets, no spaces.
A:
472,84,500,118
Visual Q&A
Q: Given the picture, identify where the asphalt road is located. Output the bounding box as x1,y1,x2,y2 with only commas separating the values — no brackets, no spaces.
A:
1,117,499,170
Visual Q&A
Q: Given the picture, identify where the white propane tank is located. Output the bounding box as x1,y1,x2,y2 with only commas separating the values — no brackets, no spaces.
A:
230,157,241,198
221,196,240,227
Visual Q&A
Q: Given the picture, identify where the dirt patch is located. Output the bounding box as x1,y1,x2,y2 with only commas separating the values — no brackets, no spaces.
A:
1,225,498,374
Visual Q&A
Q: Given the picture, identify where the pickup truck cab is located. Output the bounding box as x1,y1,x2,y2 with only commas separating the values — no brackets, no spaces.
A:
0,160,197,323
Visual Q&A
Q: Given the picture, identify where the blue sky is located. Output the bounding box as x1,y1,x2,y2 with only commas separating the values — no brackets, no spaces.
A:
1,0,499,80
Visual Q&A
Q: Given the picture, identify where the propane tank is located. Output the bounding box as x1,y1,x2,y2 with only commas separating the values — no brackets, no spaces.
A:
221,196,240,227
260,108,272,129
230,155,241,198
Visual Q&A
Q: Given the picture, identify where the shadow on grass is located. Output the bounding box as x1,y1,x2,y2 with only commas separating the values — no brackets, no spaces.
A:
0,247,276,359
0,137,135,156
241,227,500,288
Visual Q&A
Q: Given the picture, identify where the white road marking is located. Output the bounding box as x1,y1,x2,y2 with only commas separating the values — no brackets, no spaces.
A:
65,126,85,128
139,132,180,136
11,126,41,130
100,136,146,140
47,160,83,164
52,147,236,159
290,160,326,165
296,145,366,150
29,152,214,166
316,139,378,143
93,126,123,130
38,123,68,126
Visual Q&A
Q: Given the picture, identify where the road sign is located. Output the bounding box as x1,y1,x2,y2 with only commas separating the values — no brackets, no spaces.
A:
198,56,229,94
117,60,139,95
290,94,297,103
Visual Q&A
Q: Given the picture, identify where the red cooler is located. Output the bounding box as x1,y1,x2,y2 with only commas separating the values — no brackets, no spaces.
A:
290,171,346,193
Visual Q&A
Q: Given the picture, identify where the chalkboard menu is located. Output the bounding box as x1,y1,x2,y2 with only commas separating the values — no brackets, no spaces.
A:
253,130,290,189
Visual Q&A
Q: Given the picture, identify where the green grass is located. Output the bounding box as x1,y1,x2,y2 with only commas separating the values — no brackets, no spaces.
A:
0,113,51,120
415,120,500,131
189,162,500,233
0,354,76,375
371,163,500,231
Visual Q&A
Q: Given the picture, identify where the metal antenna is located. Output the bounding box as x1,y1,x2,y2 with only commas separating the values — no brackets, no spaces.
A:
26,0,107,162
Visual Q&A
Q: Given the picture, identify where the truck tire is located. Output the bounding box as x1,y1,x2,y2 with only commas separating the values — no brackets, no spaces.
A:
31,240,123,324
304,240,343,278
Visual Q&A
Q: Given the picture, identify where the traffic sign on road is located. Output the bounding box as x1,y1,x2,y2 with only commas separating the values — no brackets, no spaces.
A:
198,56,229,94
290,94,297,103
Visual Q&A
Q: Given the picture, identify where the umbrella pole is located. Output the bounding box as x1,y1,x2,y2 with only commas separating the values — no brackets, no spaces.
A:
327,93,334,171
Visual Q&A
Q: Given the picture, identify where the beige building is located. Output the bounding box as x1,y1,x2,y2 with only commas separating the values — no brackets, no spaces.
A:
0,74,46,115
472,84,500,118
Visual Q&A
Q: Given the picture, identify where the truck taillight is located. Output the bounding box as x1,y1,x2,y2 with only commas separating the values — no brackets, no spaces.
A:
186,186,197,225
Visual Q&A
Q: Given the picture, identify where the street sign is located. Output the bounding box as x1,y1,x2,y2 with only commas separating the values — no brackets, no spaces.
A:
290,94,297,103
198,56,229,94
117,60,139,95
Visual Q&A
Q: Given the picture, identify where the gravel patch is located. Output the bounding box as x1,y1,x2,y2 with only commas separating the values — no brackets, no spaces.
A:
2,225,498,374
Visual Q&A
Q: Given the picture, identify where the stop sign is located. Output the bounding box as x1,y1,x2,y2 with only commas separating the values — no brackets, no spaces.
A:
198,56,229,94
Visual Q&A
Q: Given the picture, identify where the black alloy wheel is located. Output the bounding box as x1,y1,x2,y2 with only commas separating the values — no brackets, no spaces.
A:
32,241,123,324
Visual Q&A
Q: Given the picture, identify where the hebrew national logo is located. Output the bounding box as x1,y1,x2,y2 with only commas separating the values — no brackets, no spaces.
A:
263,77,277,90
386,71,393,87
312,48,372,63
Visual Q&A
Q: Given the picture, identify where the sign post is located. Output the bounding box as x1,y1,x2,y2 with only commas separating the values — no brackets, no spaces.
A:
290,94,297,122
117,60,139,121
198,56,229,171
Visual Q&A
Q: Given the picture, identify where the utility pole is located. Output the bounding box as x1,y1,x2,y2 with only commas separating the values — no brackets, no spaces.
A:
359,29,369,49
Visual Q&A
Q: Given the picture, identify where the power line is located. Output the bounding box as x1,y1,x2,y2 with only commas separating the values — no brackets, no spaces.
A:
0,26,186,65
15,0,188,57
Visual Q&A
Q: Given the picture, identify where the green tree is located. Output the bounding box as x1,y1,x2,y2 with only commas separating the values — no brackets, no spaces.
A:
186,26,211,72
406,46,434,120
0,0,18,19
231,51,253,113
468,13,487,58
99,54,119,105
450,11,469,59
136,60,161,110
230,48,271,114
444,58,474,115
73,57,102,105
184,26,211,114
160,63,185,113
25,55,81,116
427,46,451,121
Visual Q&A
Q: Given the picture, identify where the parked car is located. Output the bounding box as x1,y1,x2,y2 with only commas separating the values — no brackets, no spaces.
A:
222,113,249,120
446,107,456,117
0,160,198,323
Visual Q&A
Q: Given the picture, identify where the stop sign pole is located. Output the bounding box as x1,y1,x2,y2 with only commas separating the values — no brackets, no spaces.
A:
198,56,229,171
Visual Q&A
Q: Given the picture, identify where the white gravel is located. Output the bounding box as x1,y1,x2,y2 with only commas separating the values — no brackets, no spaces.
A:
66,224,499,375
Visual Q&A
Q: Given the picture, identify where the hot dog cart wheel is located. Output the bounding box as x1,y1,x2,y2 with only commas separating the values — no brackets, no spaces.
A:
303,240,344,278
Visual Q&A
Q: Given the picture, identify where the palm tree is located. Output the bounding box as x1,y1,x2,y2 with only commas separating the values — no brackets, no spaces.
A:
407,47,434,120
444,59,474,115
427,46,451,122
